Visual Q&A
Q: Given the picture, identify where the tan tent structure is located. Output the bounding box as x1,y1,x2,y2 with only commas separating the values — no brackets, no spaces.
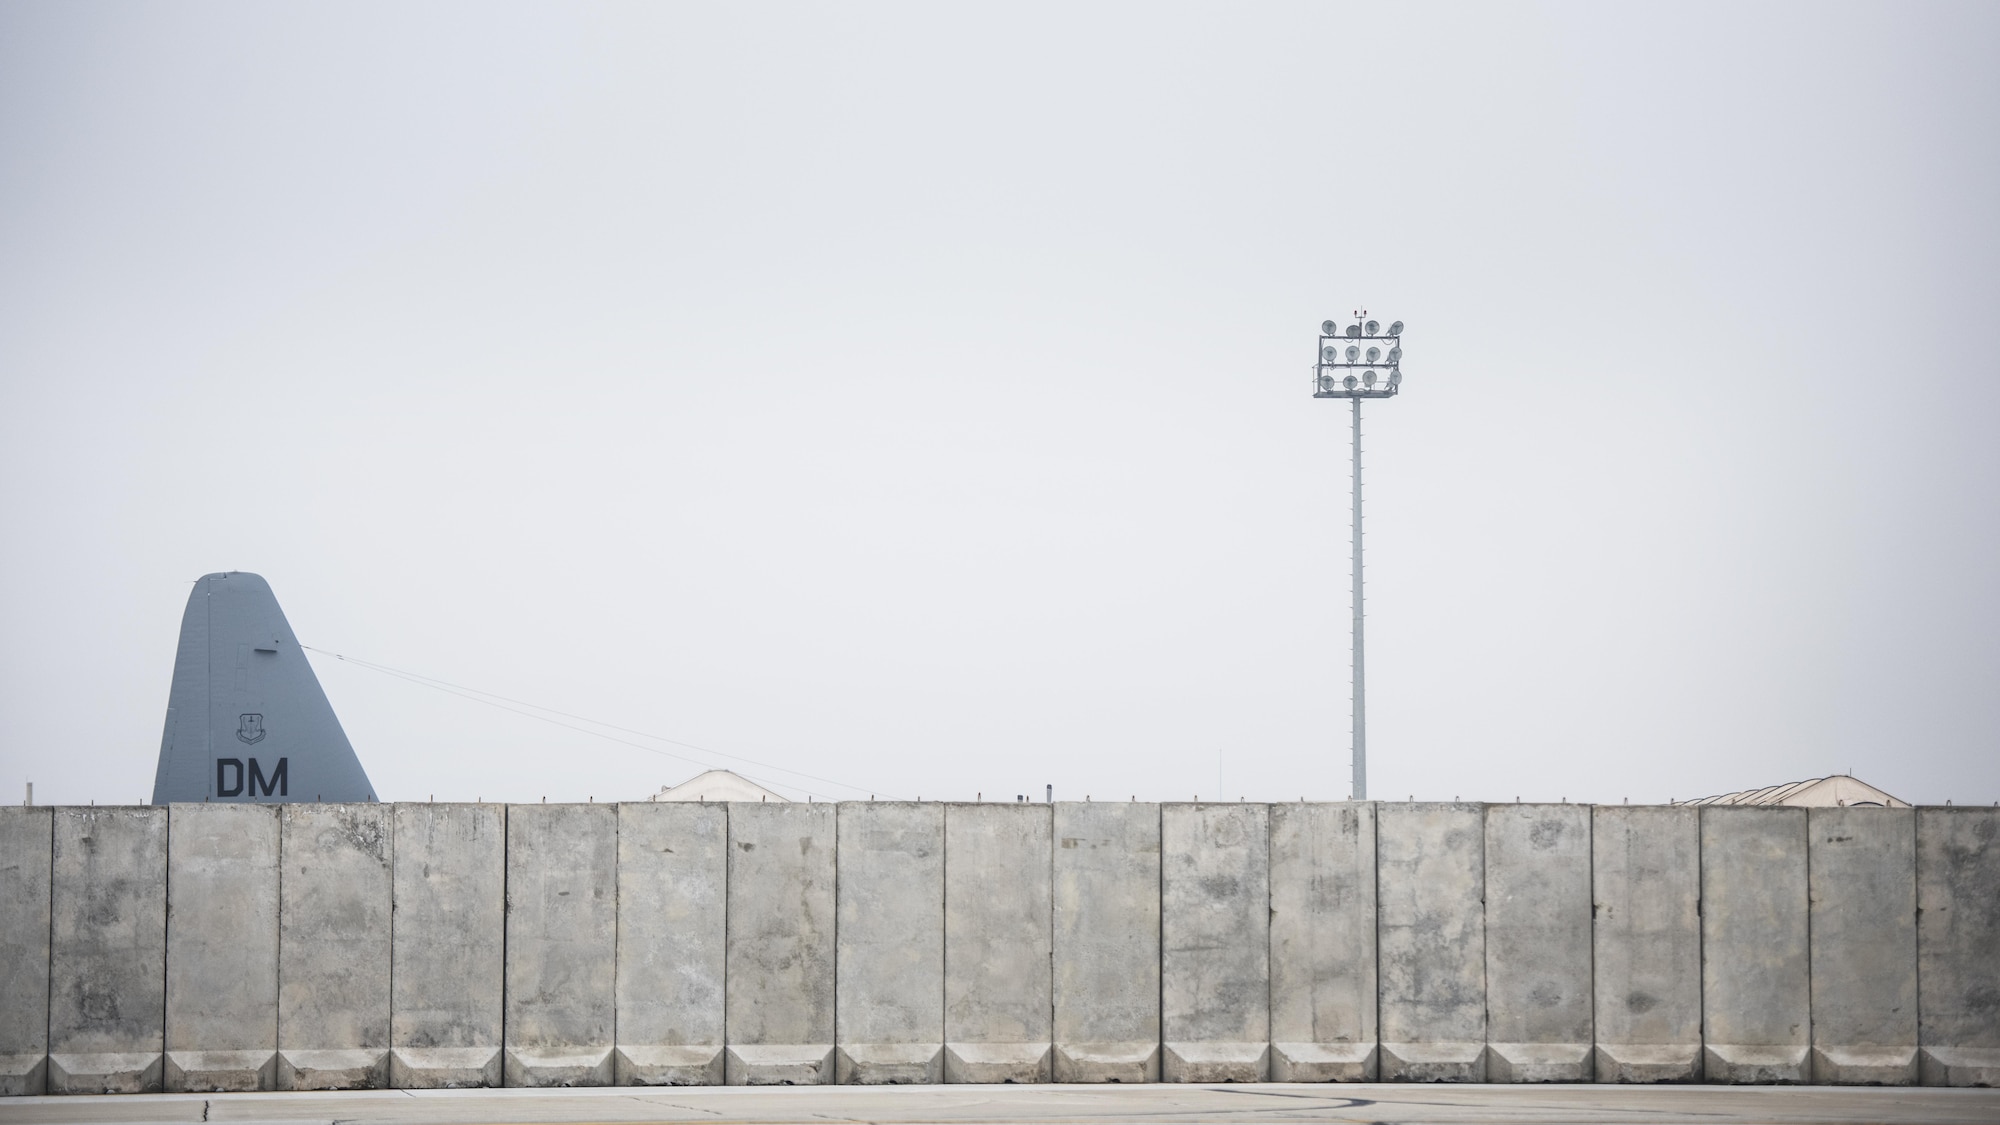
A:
650,768,791,803
1674,774,1908,808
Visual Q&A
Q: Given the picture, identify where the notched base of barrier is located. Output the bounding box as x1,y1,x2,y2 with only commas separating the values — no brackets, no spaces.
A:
0,1053,48,1096
389,1047,502,1089
724,1044,833,1085
1054,1042,1160,1083
1162,1042,1269,1083
1920,1047,2000,1087
1812,1045,1917,1085
1486,1042,1591,1083
46,1052,164,1094
836,1043,943,1084
614,1045,725,1085
504,1047,614,1087
166,1050,277,1092
1591,1044,1701,1083
1379,1041,1486,1082
1270,1042,1377,1082
276,1049,389,1089
1703,1044,1809,1084
943,1042,1051,1083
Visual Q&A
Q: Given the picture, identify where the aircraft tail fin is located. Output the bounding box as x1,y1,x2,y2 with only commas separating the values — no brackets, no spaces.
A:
151,572,376,804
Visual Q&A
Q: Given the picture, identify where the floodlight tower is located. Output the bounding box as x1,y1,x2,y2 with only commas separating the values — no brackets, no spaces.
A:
1312,312,1404,801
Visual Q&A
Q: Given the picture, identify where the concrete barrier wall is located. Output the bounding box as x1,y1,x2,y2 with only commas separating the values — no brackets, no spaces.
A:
615,801,726,1085
837,802,944,1083
1376,802,1486,1081
1702,806,1810,1083
390,803,506,1089
725,801,835,1084
1053,802,1160,1082
1161,803,1268,1082
1916,807,2000,1087
3,798,1982,1093
48,806,166,1094
1484,804,1591,1082
1591,804,1701,1083
504,803,617,1087
164,804,280,1092
943,803,1051,1083
1809,806,1917,1084
277,803,392,1090
0,808,52,1095
1268,801,1375,1081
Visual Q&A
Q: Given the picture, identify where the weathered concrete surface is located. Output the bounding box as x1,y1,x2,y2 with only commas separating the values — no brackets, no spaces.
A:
390,804,506,1089
0,808,52,1095
1916,807,2000,1087
1809,807,1917,1085
1160,804,1268,1083
836,803,944,1084
48,807,167,1094
1376,803,1485,1082
615,802,726,1086
6,1083,2000,1122
1269,802,1376,1082
943,804,1051,1084
1592,805,1700,1083
1482,804,1590,1083
1701,806,1809,1084
1052,802,1160,1083
725,802,835,1085
505,804,617,1087
277,803,392,1090
164,805,279,1092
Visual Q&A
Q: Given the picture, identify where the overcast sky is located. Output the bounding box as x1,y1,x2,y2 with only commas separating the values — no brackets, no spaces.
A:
3,1,1996,808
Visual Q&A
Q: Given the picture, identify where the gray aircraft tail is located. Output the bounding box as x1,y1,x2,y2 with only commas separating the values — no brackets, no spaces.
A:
151,572,377,804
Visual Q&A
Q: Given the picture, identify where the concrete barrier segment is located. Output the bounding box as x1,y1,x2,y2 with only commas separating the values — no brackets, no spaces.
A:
1701,806,1810,1084
1484,804,1592,1083
1053,802,1160,1083
1916,807,2000,1087
47,806,167,1094
725,802,835,1085
1161,803,1269,1083
504,802,617,1087
943,803,1052,1084
390,803,505,1089
1268,802,1377,1082
1807,806,1917,1085
0,807,52,1096
276,803,393,1091
836,802,944,1084
1590,804,1700,1083
1376,803,1486,1082
164,804,280,1092
614,801,726,1086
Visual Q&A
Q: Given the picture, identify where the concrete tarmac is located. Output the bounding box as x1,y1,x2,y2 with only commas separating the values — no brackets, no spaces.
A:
3,1084,1998,1125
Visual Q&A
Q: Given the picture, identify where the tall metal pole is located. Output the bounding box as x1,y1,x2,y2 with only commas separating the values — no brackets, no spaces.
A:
1351,397,1367,800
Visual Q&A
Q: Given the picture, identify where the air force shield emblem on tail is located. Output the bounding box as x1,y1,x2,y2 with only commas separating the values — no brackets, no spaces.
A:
237,713,266,744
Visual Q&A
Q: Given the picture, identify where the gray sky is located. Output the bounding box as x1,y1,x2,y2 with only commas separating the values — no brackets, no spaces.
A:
4,1,1996,808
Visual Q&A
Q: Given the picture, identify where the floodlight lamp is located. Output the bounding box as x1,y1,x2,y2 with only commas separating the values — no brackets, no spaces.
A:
1321,320,1338,336
1345,324,1361,338
1322,346,1338,362
1388,320,1404,336
1318,374,1336,392
1363,370,1377,388
1388,346,1402,363
1365,319,1380,336
1345,345,1360,361
1366,346,1380,363
1343,374,1357,390
1388,370,1402,388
